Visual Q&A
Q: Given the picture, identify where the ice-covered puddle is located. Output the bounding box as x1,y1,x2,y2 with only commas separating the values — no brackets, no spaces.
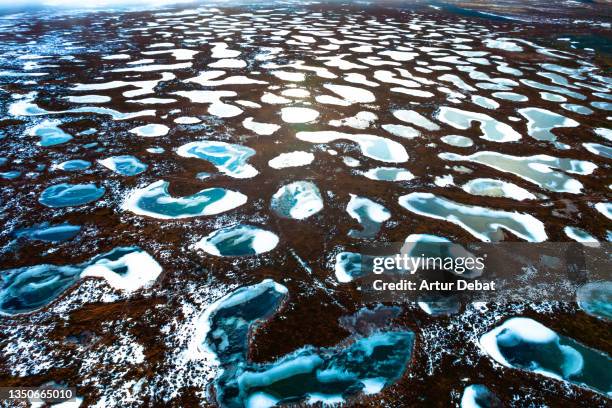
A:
195,281,414,407
480,317,612,396
398,192,547,242
270,181,323,220
439,151,597,194
280,107,319,123
334,251,363,283
460,384,501,408
99,155,147,176
576,281,611,321
0,247,161,315
27,119,73,146
461,178,536,201
296,131,408,162
123,180,246,219
346,194,390,238
39,183,105,208
194,224,279,256
436,107,521,142
54,159,91,171
268,151,314,169
129,124,169,137
360,167,415,181
518,107,578,148
13,222,81,243
177,141,258,178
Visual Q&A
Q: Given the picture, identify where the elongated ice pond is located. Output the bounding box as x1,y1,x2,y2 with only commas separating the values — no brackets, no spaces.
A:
196,280,414,407
0,247,161,315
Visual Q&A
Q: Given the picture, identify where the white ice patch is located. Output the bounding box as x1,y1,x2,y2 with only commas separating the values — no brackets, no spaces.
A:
437,106,521,143
80,249,162,293
280,107,319,123
122,180,247,219
329,111,377,130
129,124,169,137
268,151,314,169
316,84,376,106
271,181,324,220
296,131,408,163
243,117,280,135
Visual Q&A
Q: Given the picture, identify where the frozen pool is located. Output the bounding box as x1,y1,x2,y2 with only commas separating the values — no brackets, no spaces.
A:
436,107,521,143
177,141,258,179
346,194,390,238
296,131,408,163
398,192,547,242
99,155,147,176
39,183,105,208
13,222,81,242
200,280,414,407
270,181,323,220
123,180,247,219
0,247,161,315
480,317,612,396
194,224,279,256
440,151,596,194
27,120,73,147
576,281,611,321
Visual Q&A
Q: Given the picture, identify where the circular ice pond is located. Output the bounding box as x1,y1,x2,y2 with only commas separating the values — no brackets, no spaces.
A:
39,183,105,208
195,224,279,256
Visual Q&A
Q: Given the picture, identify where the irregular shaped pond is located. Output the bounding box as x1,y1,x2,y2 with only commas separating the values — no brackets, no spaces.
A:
480,317,612,396
194,224,279,256
99,155,147,176
271,181,323,220
346,194,390,238
177,141,258,178
577,281,611,321
0,247,161,315
436,107,521,143
296,131,408,163
27,120,73,147
439,151,596,194
398,192,547,242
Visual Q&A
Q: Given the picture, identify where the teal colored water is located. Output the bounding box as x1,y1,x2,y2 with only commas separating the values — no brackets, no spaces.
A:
203,280,414,407
39,183,105,207
13,222,81,242
57,159,91,171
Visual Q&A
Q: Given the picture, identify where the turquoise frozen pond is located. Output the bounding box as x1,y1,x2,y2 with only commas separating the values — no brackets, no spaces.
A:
99,155,147,176
0,247,162,315
39,183,105,208
270,181,323,220
13,222,81,242
123,180,246,219
480,317,612,396
195,224,279,256
198,280,415,407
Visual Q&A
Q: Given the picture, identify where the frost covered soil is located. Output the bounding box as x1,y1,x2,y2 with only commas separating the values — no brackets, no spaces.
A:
0,0,611,406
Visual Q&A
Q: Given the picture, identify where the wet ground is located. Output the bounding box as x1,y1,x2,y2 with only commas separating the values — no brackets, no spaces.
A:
0,0,610,407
